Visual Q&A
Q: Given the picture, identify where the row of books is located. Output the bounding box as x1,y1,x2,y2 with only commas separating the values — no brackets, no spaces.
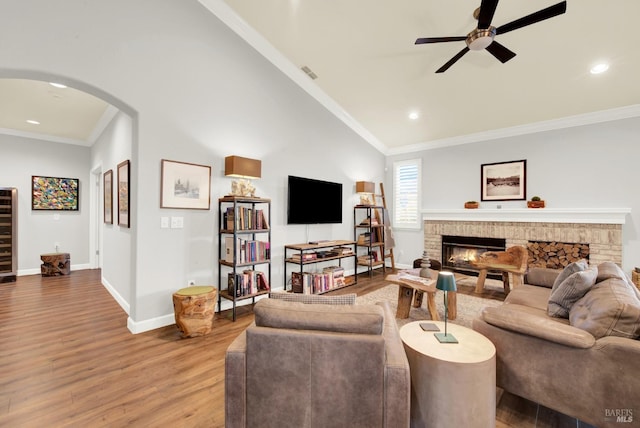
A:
224,237,270,264
224,207,269,231
291,266,345,294
289,246,355,262
228,270,270,297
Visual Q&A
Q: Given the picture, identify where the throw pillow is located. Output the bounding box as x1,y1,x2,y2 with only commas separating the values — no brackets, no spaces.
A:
552,259,589,290
548,267,598,318
269,291,356,305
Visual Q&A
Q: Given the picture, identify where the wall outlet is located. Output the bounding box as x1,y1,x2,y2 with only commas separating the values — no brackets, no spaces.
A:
188,280,196,286
55,242,60,253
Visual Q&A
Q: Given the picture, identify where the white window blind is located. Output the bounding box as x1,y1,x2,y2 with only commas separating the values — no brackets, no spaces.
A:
393,159,421,229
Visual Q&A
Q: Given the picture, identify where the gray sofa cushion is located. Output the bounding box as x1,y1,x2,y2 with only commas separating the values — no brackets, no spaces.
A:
547,268,598,318
525,267,560,288
254,298,384,335
269,291,356,305
570,276,640,339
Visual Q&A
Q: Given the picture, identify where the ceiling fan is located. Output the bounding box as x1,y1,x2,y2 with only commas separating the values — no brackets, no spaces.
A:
415,0,567,73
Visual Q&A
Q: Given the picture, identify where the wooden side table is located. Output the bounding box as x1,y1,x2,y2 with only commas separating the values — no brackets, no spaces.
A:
386,269,457,321
172,286,217,337
40,253,70,276
400,321,496,428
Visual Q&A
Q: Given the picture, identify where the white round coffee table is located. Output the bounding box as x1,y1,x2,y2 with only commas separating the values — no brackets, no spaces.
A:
400,321,496,428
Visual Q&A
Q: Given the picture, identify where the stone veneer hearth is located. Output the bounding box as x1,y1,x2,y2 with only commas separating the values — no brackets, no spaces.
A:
423,208,630,270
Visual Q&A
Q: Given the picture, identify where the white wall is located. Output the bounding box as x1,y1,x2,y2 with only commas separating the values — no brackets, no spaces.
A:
386,116,640,272
0,0,384,332
90,111,133,312
0,134,90,273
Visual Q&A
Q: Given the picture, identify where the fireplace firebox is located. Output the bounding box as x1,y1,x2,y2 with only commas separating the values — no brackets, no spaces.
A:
442,235,506,278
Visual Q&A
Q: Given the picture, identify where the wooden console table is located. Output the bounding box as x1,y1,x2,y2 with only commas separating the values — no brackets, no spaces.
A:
40,253,70,276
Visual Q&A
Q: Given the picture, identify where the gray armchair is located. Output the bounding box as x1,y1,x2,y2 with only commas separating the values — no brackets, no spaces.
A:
225,297,410,428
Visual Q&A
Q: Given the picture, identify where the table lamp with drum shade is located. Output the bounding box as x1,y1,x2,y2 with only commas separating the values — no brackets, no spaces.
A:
435,271,458,344
225,155,261,197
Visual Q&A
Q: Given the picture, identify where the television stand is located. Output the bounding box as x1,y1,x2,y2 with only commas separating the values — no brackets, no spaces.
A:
284,240,357,293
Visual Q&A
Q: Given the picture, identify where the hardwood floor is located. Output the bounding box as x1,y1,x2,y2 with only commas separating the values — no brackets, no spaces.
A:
0,269,590,427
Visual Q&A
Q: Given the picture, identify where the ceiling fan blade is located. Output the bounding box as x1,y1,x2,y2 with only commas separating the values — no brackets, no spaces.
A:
485,41,516,63
477,0,499,29
496,1,567,35
415,36,467,45
436,47,470,73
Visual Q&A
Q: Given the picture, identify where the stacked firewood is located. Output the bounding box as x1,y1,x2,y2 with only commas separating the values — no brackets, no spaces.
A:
527,241,590,269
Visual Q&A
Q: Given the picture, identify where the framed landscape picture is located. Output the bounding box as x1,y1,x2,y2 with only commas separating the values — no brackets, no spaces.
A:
160,159,211,210
104,169,113,224
32,176,79,210
481,159,526,201
117,160,130,228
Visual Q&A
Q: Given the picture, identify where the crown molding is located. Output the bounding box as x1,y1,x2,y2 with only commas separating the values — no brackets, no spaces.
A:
387,104,640,155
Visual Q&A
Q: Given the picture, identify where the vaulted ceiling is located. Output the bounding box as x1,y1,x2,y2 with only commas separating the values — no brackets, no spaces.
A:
2,1,639,153
213,0,640,152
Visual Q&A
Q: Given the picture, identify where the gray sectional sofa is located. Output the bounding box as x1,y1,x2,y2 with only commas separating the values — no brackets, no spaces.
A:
473,261,640,427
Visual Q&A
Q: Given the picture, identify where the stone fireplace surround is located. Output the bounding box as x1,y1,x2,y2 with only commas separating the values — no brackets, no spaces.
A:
423,208,630,271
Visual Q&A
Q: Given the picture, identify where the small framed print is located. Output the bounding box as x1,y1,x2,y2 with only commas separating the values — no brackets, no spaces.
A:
104,169,113,224
117,160,130,228
481,159,526,202
160,159,211,210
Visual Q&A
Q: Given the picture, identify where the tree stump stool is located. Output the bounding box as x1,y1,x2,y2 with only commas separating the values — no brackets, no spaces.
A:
172,286,217,337
40,253,71,276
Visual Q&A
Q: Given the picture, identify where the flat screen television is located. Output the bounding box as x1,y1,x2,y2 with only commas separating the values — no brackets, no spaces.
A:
287,175,343,224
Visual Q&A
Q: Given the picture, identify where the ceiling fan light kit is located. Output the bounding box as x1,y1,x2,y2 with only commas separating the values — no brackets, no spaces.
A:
415,0,567,73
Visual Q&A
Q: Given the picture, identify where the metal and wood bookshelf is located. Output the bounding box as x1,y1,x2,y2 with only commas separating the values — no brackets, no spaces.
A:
283,240,357,294
217,196,271,321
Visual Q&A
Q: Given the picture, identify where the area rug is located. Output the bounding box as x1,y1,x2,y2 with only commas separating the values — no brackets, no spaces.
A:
356,280,504,328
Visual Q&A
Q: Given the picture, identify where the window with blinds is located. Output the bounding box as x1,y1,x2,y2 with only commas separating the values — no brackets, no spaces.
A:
392,159,421,229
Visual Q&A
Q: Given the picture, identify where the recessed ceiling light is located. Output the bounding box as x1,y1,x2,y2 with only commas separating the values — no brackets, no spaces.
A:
49,82,67,88
408,111,420,120
590,63,609,75
26,119,40,125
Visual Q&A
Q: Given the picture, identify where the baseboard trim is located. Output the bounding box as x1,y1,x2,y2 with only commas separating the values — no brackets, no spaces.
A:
18,263,93,277
127,313,175,334
101,276,130,315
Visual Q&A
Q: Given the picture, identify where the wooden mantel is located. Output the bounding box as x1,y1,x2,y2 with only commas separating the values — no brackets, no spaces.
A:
422,208,631,225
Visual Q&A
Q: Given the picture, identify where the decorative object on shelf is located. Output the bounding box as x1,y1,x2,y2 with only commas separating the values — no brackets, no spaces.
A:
464,200,479,209
434,271,458,343
356,181,375,205
31,175,79,211
225,155,261,197
117,160,130,228
419,250,431,279
481,159,526,202
103,170,113,224
161,159,212,210
527,196,546,208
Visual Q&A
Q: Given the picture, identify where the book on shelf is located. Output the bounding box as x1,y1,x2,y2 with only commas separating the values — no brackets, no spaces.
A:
357,232,371,245
334,246,354,255
359,217,379,226
224,237,271,264
228,270,270,297
223,206,269,231
291,266,344,294
290,253,317,262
